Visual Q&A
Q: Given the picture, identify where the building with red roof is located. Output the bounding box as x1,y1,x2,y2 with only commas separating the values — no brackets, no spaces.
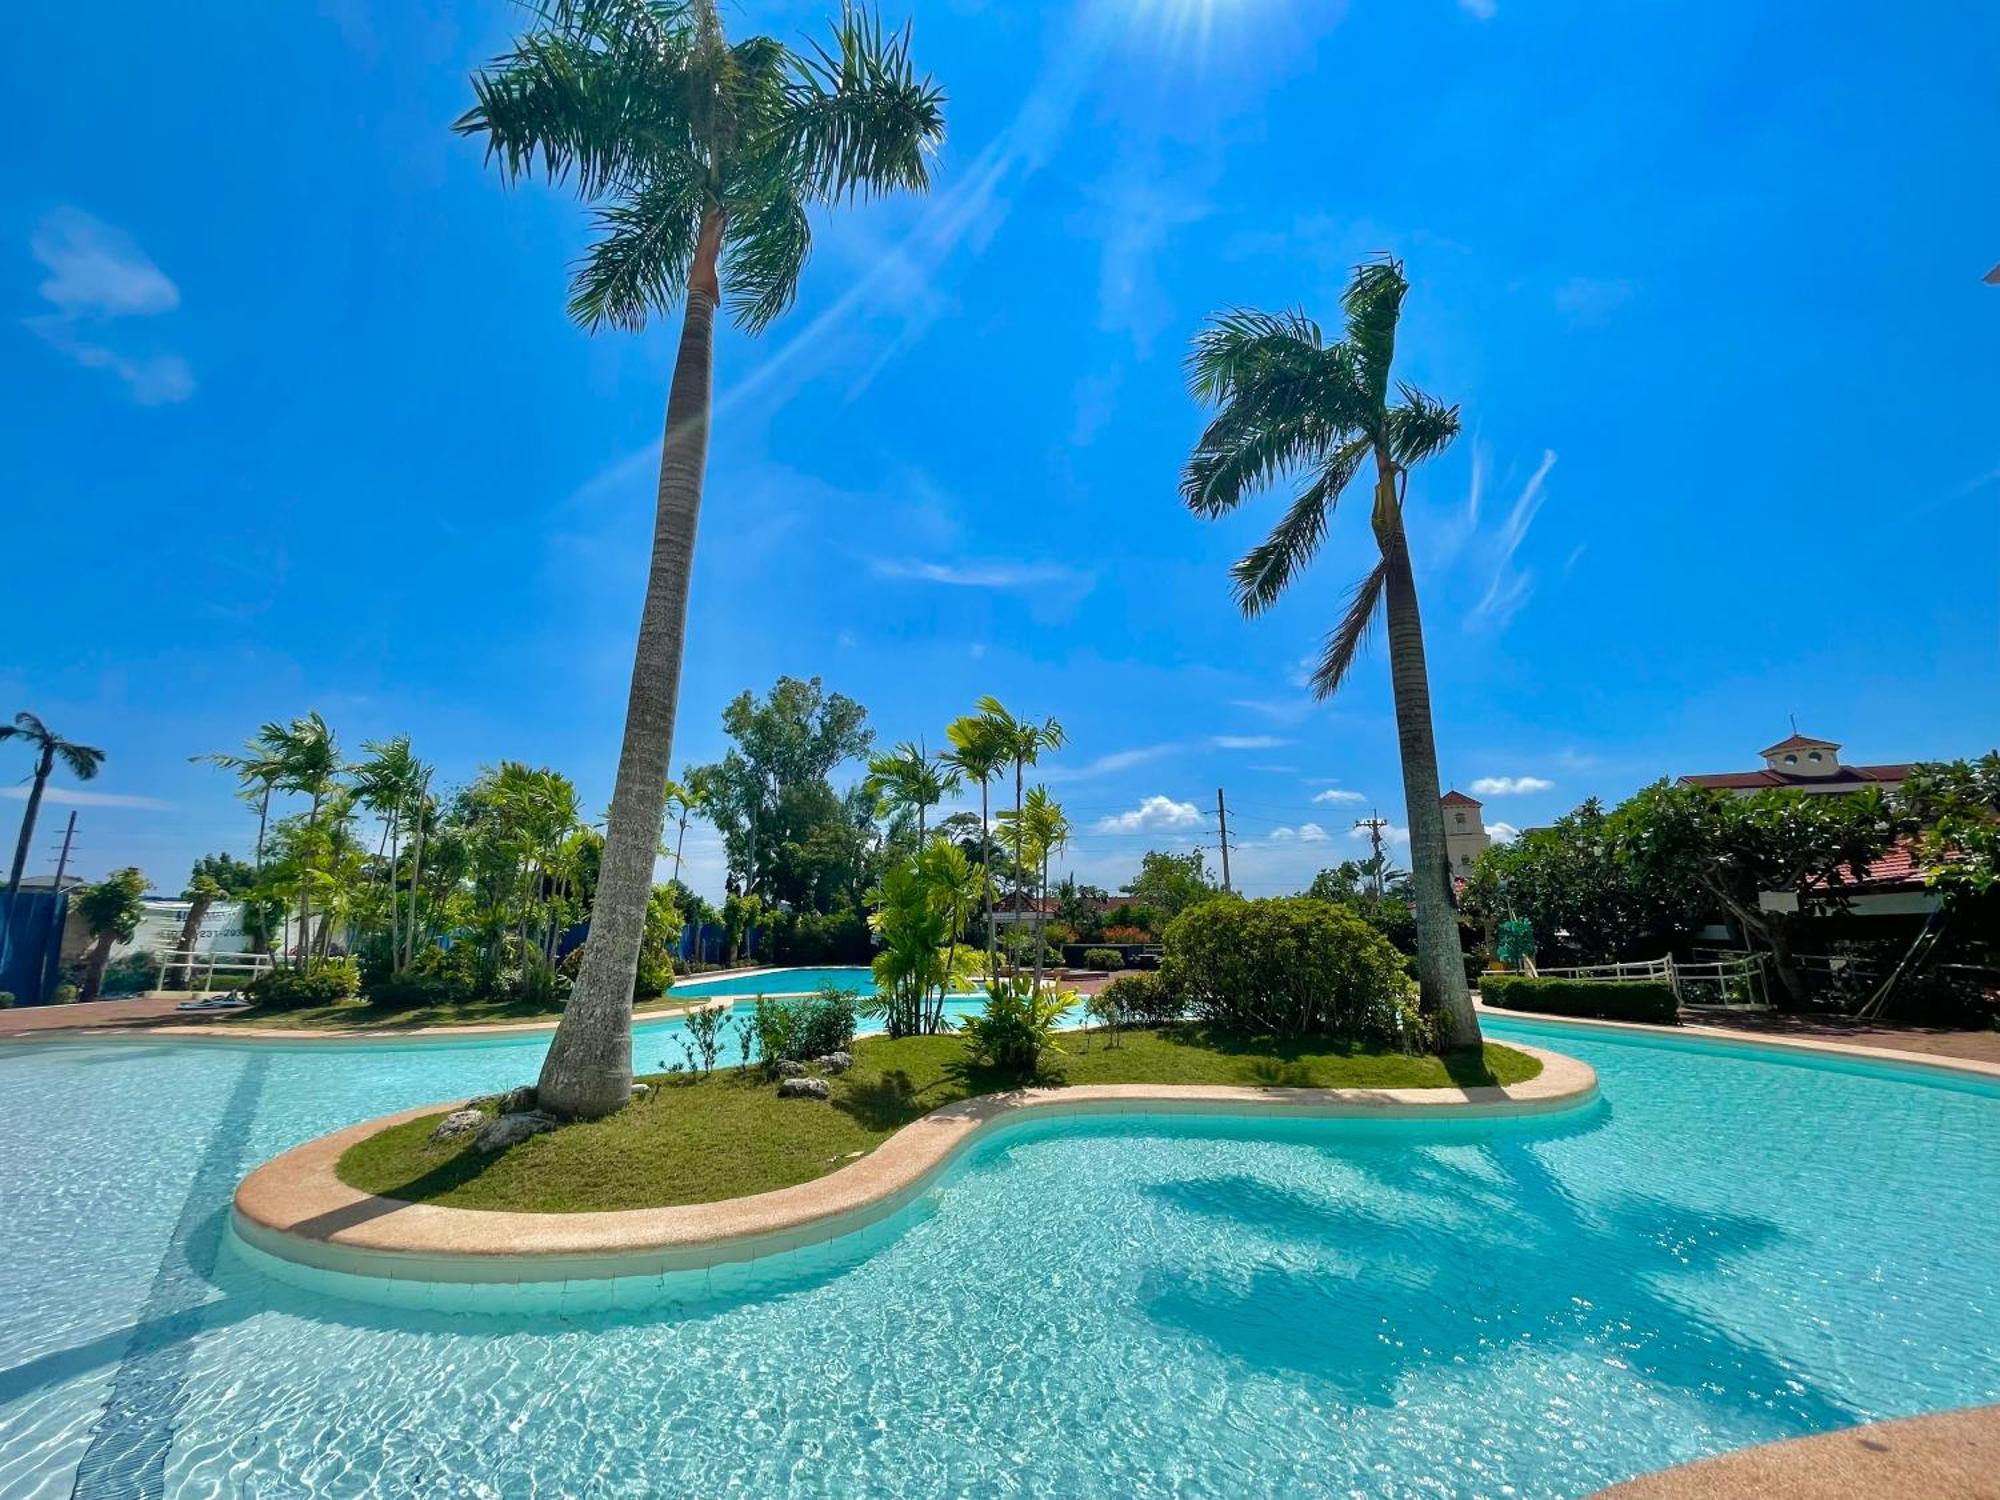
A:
1678,731,1911,797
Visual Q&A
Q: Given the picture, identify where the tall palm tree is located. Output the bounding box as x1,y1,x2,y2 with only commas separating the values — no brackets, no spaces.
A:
1018,785,1069,994
458,0,946,1119
1181,257,1481,1050
196,721,296,954
1,712,106,924
864,739,958,844
941,713,1008,980
351,735,428,972
975,697,1064,938
269,713,340,967
663,767,713,881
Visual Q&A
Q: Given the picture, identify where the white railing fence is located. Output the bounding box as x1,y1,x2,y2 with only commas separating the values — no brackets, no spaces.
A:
153,948,274,994
1516,953,1770,1008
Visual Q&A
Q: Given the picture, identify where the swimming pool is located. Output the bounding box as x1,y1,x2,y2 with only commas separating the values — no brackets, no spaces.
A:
1,1014,1995,1496
670,964,981,999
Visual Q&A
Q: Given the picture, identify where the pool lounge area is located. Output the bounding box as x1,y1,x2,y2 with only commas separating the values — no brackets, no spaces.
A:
2,992,1997,1496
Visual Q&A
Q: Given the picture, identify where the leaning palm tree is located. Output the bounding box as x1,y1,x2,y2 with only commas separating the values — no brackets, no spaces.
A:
2,712,106,920
1181,257,1481,1051
864,740,958,845
458,0,946,1118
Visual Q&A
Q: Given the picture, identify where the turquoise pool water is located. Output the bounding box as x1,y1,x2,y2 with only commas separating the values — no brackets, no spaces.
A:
670,964,981,999
1,1014,1996,1497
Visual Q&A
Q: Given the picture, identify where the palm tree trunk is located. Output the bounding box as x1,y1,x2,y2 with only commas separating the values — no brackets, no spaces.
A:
1373,456,1481,1052
403,777,430,970
4,748,54,905
979,779,995,978
538,209,725,1121
81,930,116,1002
168,894,214,989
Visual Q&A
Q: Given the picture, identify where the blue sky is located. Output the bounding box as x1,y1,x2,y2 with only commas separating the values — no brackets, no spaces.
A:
6,0,1997,899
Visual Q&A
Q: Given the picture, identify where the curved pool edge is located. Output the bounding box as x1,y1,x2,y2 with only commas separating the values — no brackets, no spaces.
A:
231,1041,1595,1288
1475,1000,2000,1085
1590,1401,2000,1498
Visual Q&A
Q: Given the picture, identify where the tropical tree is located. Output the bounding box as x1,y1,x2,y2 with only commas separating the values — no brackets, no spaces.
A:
458,2,946,1118
1180,257,1479,1050
74,867,146,1001
663,769,711,881
195,721,294,951
2,712,106,921
864,739,958,845
975,697,1064,933
1017,785,1069,991
167,872,227,989
266,712,340,967
351,735,430,974
942,712,1009,978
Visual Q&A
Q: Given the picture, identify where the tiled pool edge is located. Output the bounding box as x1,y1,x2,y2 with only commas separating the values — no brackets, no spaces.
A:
231,1041,1595,1288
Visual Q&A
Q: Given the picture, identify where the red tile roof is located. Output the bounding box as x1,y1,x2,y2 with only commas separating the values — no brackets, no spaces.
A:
1810,840,1929,893
1679,764,1912,792
1757,732,1841,757
1440,790,1482,807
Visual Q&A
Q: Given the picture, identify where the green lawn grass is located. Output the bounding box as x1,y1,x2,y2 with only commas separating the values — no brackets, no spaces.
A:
209,991,694,1033
337,1027,1543,1213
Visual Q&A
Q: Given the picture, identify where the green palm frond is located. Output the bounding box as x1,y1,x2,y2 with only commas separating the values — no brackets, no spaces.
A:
1386,383,1460,467
57,742,106,780
1309,559,1389,701
785,7,946,203
455,6,695,198
1340,255,1407,404
1184,307,1324,405
721,183,812,330
567,164,707,329
1228,435,1369,614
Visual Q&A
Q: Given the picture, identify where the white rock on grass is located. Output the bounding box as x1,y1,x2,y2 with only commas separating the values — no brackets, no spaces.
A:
432,1108,486,1142
816,1051,853,1074
777,1077,830,1101
775,1059,808,1078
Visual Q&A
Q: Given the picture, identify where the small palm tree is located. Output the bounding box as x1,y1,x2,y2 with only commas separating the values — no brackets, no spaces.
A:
941,713,1009,979
458,0,946,1119
1181,257,1480,1050
864,740,958,845
269,713,340,968
167,872,227,989
351,735,428,973
1,712,106,921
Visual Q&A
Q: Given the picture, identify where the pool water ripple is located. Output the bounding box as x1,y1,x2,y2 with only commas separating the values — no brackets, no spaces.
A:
0,1011,1996,1497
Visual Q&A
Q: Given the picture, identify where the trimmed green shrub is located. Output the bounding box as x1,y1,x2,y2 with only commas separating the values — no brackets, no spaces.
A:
0,992,14,1008
246,958,360,1010
959,976,1071,1074
1161,895,1421,1045
1082,947,1123,972
1480,975,1678,1024
53,985,79,1004
750,986,859,1067
1099,970,1184,1026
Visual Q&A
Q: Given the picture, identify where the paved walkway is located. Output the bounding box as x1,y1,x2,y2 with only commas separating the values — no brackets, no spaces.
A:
1678,1005,2000,1066
0,993,191,1036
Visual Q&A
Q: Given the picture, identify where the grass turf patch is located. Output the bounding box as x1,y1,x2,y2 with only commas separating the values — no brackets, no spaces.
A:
336,1027,1543,1214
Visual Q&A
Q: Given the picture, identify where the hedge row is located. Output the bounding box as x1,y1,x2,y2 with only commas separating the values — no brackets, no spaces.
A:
1480,975,1678,1024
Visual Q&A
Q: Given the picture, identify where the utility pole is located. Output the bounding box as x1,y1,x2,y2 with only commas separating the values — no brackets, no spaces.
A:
1215,787,1232,894
1354,812,1388,898
48,812,77,893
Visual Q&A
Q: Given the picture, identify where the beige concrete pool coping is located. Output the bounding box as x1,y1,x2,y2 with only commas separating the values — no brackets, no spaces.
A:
232,1040,1595,1285
1591,1401,2000,1498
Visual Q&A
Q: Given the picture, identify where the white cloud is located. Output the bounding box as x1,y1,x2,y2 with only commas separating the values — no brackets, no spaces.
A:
1469,450,1556,630
1311,788,1366,805
32,209,179,316
1094,795,1203,833
1469,775,1554,796
1209,734,1289,751
0,785,173,811
1083,158,1213,356
871,558,1090,590
1489,821,1521,843
1048,743,1180,783
1459,0,1497,16
26,208,192,403
1268,822,1330,843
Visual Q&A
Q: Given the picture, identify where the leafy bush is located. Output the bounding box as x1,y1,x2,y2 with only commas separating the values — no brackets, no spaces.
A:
959,977,1072,1074
1161,895,1419,1045
54,985,79,1004
769,905,872,965
1480,975,1678,1024
360,972,457,1009
1099,970,1184,1026
246,958,361,1010
0,991,14,1009
1082,947,1123,972
98,952,157,998
750,986,859,1068
1101,924,1149,945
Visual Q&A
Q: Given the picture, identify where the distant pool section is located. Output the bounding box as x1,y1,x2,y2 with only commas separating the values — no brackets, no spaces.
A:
670,964,978,1000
